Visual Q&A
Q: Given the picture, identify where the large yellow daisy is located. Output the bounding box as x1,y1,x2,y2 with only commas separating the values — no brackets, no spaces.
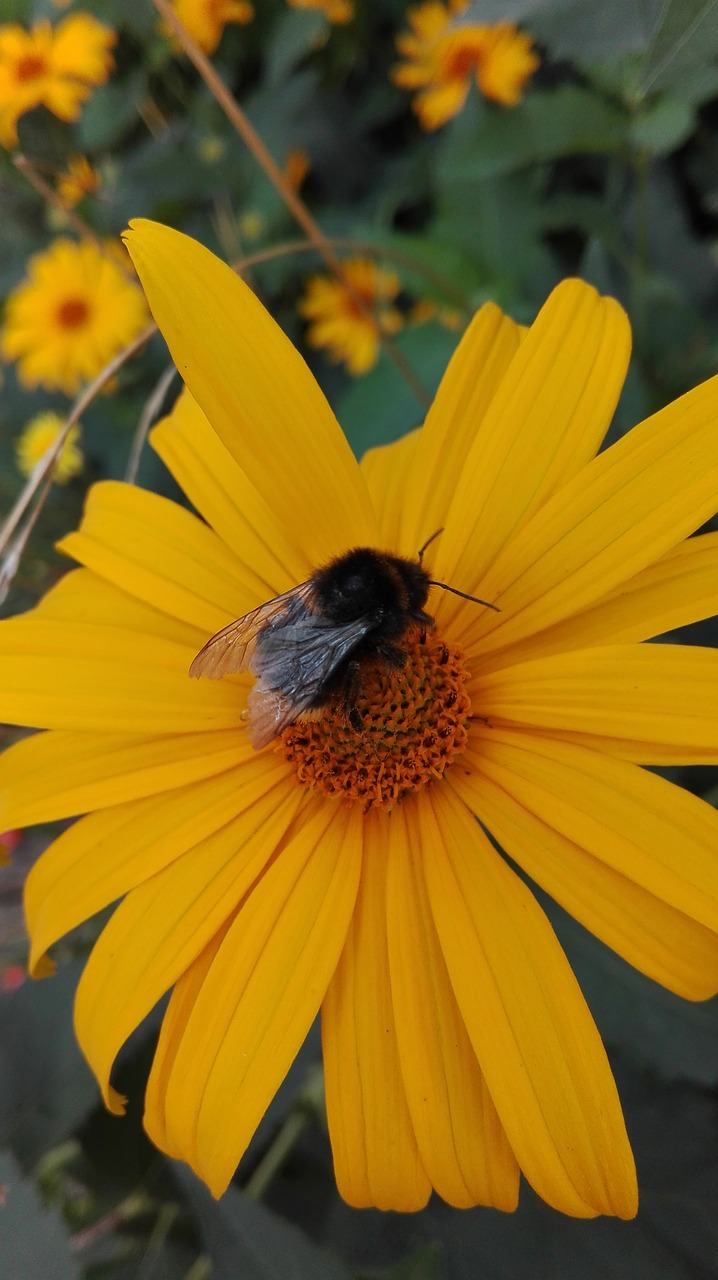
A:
3,221,718,1218
1,238,150,397
0,13,115,150
393,1,539,129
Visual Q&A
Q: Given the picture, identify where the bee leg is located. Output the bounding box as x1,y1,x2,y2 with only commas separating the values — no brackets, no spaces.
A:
341,660,364,731
376,643,406,669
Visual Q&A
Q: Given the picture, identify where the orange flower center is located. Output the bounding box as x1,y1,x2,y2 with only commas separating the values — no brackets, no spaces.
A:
440,38,483,80
15,53,47,82
280,632,471,810
56,297,91,329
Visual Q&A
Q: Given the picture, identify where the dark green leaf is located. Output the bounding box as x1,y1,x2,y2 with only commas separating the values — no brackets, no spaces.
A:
174,1163,352,1280
266,9,328,86
337,323,459,458
0,1150,79,1280
0,960,98,1166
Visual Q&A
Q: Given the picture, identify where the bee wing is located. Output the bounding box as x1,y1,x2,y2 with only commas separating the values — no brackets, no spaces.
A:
248,612,378,748
189,581,315,679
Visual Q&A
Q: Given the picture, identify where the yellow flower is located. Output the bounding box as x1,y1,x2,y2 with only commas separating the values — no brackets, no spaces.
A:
286,0,354,22
15,410,83,484
299,258,403,375
162,0,254,55
3,221,718,1217
1,238,149,397
56,155,100,208
0,14,115,150
393,1,538,128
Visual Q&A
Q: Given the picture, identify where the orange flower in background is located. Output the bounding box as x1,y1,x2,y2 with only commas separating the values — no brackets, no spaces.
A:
393,1,538,129
299,258,403,375
162,0,254,55
0,13,115,149
1,238,149,396
56,155,100,208
286,0,354,22
3,222,718,1216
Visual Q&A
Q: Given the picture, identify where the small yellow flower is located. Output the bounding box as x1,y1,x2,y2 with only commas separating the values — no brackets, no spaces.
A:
56,156,100,208
0,14,115,150
162,0,254,55
286,0,354,22
15,411,83,484
1,238,150,397
299,258,403,375
393,1,538,129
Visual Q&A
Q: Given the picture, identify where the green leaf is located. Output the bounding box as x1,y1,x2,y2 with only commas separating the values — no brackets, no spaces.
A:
0,960,98,1166
174,1164,352,1280
266,9,328,86
337,323,459,458
630,95,695,155
0,1150,80,1280
635,0,718,96
437,86,627,182
75,72,148,151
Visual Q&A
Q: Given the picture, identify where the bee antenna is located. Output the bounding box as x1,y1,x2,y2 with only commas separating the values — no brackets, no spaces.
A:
417,527,444,563
428,580,500,611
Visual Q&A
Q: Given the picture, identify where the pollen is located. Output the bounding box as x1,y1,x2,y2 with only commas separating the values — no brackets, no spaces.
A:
280,633,471,811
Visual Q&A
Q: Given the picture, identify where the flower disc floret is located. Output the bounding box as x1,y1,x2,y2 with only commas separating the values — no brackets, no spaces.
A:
281,633,471,809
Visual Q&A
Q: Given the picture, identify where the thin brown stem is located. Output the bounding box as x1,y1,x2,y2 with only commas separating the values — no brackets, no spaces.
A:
125,362,178,484
151,0,430,408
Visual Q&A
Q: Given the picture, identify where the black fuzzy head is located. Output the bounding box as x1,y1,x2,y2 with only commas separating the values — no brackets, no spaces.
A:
312,548,431,633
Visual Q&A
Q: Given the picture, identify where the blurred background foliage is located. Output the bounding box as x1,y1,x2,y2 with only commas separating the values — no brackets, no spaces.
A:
1,0,718,1276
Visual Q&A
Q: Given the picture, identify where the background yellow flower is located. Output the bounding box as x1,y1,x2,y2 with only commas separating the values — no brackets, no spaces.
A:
15,410,83,484
393,1,538,127
299,258,403,375
0,13,115,149
55,155,100,208
162,0,254,55
1,238,149,397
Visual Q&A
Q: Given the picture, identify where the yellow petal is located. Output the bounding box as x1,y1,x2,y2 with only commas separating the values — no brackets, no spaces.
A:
36,567,205,647
423,785,637,1218
451,770,718,999
0,618,242,732
396,303,522,556
467,726,718,933
25,756,289,972
476,531,718,671
473,644,718,760
123,220,377,560
0,727,253,828
322,813,431,1210
74,775,300,1111
432,280,630,626
145,921,231,1159
456,367,718,655
58,480,253,635
160,801,362,1195
360,429,419,547
151,389,311,592
386,803,520,1208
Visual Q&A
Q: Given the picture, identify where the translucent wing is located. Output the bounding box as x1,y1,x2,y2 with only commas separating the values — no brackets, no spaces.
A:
248,611,379,748
189,581,315,679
